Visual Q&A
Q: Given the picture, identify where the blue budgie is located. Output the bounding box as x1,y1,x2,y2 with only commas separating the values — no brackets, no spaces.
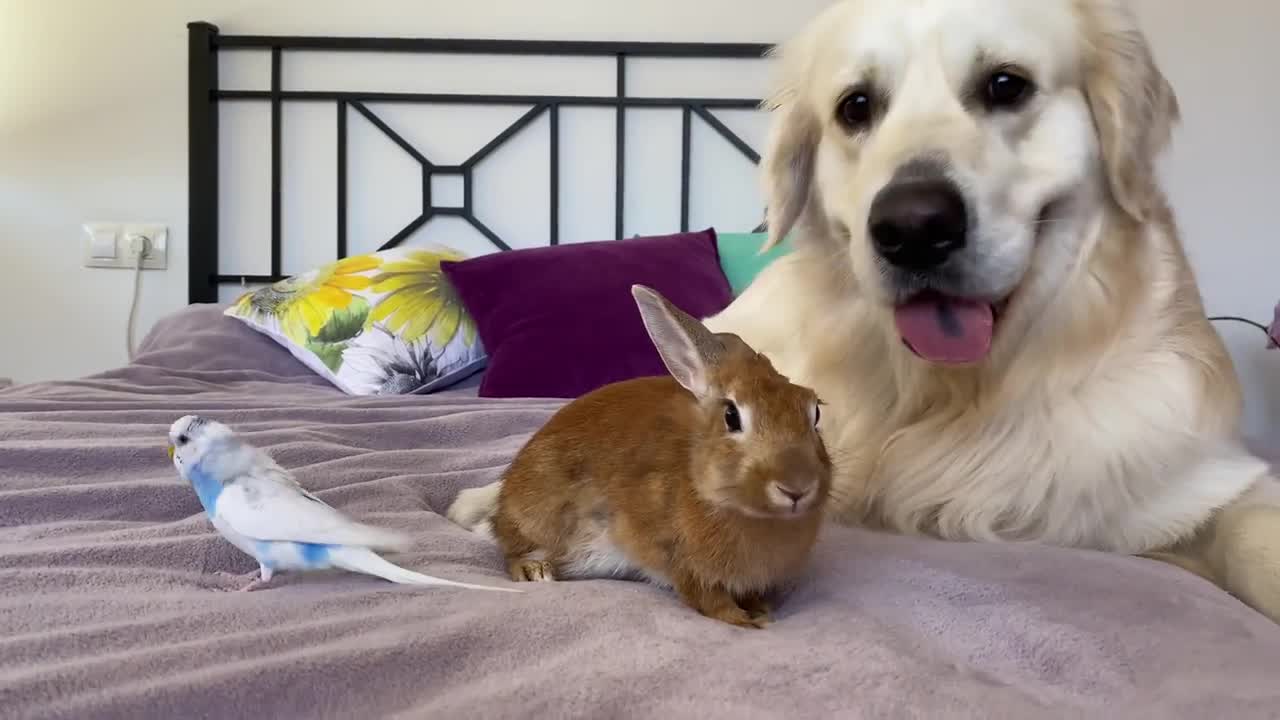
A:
167,415,517,593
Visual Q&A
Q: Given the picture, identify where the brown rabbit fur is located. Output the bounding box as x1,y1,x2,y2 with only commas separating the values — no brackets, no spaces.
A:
490,285,833,628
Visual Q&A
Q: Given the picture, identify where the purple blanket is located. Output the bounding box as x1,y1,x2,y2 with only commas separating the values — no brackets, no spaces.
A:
1,306,1278,719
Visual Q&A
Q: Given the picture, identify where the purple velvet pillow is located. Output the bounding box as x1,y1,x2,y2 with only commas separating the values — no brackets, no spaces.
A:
440,229,733,398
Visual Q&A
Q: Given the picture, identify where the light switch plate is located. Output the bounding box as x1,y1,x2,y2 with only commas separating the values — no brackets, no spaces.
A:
82,222,168,269
83,223,117,265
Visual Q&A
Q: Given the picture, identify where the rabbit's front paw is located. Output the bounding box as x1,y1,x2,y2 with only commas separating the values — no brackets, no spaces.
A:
509,559,556,582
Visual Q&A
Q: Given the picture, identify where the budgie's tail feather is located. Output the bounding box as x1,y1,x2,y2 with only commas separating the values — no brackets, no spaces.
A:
348,524,414,552
328,546,521,593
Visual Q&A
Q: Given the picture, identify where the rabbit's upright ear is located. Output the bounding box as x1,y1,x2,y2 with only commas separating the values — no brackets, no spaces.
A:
632,285,723,397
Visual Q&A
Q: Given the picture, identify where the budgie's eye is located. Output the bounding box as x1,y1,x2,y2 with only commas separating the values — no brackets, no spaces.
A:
177,434,190,445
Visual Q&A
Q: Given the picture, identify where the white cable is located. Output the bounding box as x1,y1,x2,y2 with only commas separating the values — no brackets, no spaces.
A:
126,236,148,361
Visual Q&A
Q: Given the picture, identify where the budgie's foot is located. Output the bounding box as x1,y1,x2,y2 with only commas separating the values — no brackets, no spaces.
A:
213,566,274,592
237,564,275,591
211,570,252,591
236,576,272,592
509,559,556,582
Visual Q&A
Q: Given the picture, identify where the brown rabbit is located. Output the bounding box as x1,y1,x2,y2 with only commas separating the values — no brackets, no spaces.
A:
489,285,832,628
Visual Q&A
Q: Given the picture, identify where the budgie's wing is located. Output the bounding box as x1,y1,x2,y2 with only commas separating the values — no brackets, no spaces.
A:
215,468,409,549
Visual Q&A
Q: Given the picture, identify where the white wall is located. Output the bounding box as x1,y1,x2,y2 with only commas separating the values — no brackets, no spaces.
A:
1136,1,1280,438
2,0,1278,436
0,0,825,388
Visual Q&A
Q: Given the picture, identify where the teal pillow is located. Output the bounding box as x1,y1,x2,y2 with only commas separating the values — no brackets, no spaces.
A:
715,232,794,296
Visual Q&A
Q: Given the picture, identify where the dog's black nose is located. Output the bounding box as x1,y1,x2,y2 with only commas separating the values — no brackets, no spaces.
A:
868,179,967,270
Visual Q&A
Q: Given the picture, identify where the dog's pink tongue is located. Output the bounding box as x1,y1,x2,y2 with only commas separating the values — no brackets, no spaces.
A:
894,294,994,365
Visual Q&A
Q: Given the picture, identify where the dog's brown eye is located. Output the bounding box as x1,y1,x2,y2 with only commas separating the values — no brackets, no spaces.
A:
985,71,1033,109
837,91,874,129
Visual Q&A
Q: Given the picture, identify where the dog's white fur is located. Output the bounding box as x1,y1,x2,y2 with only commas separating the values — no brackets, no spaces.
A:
451,0,1280,622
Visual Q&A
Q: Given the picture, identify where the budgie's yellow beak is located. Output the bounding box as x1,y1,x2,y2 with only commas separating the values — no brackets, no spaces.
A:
167,445,175,460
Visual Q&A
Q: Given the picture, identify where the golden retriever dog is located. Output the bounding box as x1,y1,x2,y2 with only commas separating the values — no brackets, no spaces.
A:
450,0,1280,622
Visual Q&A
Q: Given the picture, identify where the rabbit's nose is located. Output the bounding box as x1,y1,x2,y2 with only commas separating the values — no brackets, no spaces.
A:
777,485,807,503
769,482,814,511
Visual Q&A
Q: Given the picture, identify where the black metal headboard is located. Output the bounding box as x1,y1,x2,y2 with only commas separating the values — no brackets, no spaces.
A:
187,22,771,303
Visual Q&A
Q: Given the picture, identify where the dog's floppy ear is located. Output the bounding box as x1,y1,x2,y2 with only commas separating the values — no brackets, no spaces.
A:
758,35,821,251
1078,0,1180,222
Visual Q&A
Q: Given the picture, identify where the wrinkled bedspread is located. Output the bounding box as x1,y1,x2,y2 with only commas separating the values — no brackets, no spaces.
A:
1,306,1278,720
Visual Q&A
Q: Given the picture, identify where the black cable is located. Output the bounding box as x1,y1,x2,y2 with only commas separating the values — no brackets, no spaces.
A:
1209,316,1273,338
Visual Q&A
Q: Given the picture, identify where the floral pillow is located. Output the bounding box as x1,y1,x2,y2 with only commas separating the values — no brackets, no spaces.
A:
224,246,486,395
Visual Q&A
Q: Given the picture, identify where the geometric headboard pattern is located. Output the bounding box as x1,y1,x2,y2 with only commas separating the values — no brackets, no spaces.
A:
188,22,773,303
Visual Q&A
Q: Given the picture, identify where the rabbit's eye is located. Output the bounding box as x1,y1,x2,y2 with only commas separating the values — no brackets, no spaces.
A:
724,402,743,433
813,404,821,427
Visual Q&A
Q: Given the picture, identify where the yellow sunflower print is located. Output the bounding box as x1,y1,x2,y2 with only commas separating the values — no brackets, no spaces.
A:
368,248,476,347
236,254,382,343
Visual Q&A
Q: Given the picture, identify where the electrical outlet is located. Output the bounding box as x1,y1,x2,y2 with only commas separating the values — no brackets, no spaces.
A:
82,223,167,269
125,224,167,269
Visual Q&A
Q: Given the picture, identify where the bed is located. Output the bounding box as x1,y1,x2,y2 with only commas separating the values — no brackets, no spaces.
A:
3,22,1280,720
